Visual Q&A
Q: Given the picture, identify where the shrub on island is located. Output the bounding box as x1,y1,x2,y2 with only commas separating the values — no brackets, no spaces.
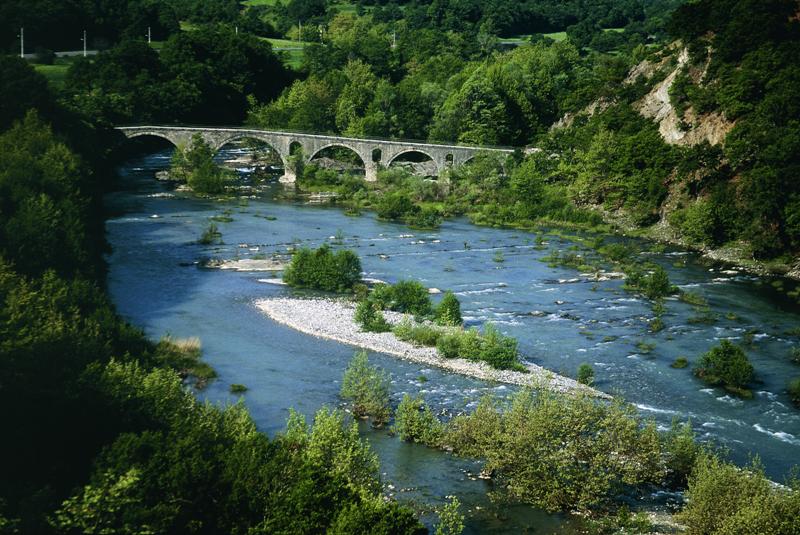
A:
392,394,443,447
434,291,462,326
789,376,800,407
394,322,441,347
171,133,230,195
354,300,391,333
624,265,678,300
283,244,362,292
577,363,595,385
371,281,432,316
340,351,391,426
432,324,524,371
693,340,754,397
436,333,462,359
679,453,800,534
445,389,664,512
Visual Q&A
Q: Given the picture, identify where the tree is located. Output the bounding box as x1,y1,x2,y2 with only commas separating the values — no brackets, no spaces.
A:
171,134,227,194
679,453,800,535
0,57,53,130
283,245,362,292
340,351,391,426
577,363,595,385
393,394,443,446
446,389,664,512
694,340,754,392
354,300,392,333
434,291,462,326
435,497,464,535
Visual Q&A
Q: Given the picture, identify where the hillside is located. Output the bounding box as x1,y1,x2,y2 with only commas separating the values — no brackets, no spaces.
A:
543,0,800,274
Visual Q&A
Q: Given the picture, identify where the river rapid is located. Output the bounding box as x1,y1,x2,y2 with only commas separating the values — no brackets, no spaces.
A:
105,147,800,532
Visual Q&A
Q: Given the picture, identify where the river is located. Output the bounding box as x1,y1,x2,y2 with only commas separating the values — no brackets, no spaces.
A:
105,147,800,532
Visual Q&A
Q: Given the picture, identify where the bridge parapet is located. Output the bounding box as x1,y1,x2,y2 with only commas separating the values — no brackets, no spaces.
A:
116,126,514,183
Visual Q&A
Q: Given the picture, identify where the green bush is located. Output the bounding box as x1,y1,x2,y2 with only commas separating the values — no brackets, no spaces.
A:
355,300,391,333
457,328,483,360
199,223,222,245
662,419,702,489
671,356,689,369
406,206,443,229
171,134,228,195
370,283,395,309
375,192,417,221
679,453,800,535
392,317,414,340
675,199,716,245
625,265,677,300
435,291,463,326
694,340,754,394
445,390,664,513
283,245,362,292
389,280,433,316
436,334,462,359
392,394,443,447
434,497,464,535
479,324,522,371
368,281,432,316
404,325,442,347
340,351,391,426
789,377,800,407
577,363,595,385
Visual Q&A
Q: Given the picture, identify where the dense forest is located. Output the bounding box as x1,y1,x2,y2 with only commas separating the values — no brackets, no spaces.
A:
20,0,789,262
0,56,423,535
3,0,800,533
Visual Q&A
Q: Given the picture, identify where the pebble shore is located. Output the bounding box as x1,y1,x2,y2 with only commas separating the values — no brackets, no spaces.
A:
255,297,609,398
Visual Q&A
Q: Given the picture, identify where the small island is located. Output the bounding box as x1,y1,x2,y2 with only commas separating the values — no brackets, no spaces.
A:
256,296,607,397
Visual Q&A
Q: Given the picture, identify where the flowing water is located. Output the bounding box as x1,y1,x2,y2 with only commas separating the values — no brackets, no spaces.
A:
106,147,800,532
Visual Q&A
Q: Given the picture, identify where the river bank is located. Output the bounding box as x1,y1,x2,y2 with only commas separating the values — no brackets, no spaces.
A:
255,297,608,398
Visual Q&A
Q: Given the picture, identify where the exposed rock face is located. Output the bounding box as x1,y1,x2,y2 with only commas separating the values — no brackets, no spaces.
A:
552,44,735,148
550,98,614,131
635,48,691,143
634,47,735,147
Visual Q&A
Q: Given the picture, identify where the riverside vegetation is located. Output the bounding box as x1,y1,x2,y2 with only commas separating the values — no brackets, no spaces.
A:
5,0,800,531
340,351,800,533
0,61,427,535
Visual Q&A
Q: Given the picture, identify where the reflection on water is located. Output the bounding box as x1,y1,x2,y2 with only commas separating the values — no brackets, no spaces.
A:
106,149,800,532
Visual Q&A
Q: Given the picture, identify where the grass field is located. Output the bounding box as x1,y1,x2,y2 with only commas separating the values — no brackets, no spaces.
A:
265,37,309,49
543,31,568,41
33,57,80,89
500,32,568,45
34,64,70,88
263,38,309,69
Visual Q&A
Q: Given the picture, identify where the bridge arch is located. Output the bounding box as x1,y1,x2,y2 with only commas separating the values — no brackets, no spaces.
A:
211,133,288,168
308,143,366,167
386,149,439,175
123,130,181,148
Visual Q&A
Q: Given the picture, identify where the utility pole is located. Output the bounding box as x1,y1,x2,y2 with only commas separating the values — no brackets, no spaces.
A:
147,26,151,44
19,27,24,58
82,29,87,57
298,20,302,41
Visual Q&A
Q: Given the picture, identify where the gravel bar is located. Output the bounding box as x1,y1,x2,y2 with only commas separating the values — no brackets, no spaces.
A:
255,297,609,398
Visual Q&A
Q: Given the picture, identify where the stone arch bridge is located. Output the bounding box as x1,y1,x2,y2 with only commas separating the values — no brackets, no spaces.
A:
116,126,514,183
